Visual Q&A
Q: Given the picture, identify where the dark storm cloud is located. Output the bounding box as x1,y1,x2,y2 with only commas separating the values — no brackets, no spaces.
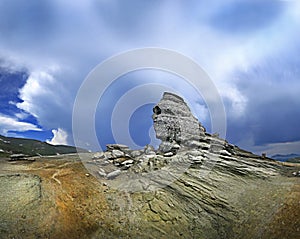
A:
0,0,55,41
227,47,300,147
92,0,162,36
0,0,299,151
210,0,285,34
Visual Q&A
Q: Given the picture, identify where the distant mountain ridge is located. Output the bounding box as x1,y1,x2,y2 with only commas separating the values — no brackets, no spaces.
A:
0,135,87,157
271,153,300,162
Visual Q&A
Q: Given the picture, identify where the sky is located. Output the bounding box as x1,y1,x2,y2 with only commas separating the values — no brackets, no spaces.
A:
0,0,300,156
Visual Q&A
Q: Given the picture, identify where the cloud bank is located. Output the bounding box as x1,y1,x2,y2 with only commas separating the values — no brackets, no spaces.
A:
0,0,299,155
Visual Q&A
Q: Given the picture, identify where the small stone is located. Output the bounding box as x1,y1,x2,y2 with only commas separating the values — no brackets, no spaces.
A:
144,145,156,155
98,168,107,177
130,150,143,158
105,152,114,160
188,155,203,163
158,141,174,154
187,150,204,157
98,171,107,177
114,157,127,164
172,144,181,150
164,152,174,157
98,160,110,166
85,173,90,177
112,149,124,158
121,159,134,165
106,144,129,151
93,152,105,159
106,170,121,179
220,150,231,156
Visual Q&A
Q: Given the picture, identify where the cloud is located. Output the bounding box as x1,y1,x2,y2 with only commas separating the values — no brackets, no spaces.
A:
239,139,300,156
225,43,300,153
15,68,75,132
0,114,41,135
210,0,285,34
14,112,31,120
17,70,56,117
46,128,68,145
0,0,299,154
261,141,300,156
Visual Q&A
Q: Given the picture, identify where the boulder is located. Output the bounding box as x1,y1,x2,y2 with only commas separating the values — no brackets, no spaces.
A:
164,152,174,157
129,150,144,158
112,149,124,158
106,144,129,151
144,145,156,155
92,152,105,159
98,168,107,177
106,170,121,179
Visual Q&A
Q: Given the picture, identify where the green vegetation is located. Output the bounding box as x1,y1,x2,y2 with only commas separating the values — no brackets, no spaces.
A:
0,135,87,157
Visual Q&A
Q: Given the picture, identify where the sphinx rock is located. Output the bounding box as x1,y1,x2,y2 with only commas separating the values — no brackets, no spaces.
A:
153,92,206,153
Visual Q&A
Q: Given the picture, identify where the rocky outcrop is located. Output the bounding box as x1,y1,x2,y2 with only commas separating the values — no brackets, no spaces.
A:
152,92,259,158
1,149,299,239
152,92,206,153
84,92,269,191
0,92,299,239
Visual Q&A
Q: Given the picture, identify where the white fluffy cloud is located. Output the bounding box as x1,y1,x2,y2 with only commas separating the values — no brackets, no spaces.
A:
46,128,68,145
0,114,41,135
16,70,56,117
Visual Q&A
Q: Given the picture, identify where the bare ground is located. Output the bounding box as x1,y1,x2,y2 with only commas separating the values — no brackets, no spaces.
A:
0,155,299,239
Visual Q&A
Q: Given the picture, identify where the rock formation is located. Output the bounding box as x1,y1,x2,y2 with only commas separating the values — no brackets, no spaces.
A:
152,92,206,153
152,92,235,156
0,92,299,239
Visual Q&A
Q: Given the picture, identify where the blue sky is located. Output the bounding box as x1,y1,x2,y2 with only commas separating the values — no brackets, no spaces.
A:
0,0,300,156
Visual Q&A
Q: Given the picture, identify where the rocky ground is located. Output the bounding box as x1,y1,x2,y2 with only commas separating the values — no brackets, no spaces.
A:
0,92,299,238
0,148,299,239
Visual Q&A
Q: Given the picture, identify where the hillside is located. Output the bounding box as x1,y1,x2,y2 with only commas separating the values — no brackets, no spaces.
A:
0,134,87,157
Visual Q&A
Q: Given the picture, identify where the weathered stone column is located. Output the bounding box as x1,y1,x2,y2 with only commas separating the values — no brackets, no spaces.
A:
152,92,206,153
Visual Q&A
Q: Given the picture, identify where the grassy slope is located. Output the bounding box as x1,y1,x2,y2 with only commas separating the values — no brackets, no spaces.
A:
0,135,87,157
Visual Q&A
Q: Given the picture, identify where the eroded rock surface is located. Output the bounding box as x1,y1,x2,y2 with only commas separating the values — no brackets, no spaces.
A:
0,92,299,239
1,151,299,239
152,92,206,153
0,174,41,237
